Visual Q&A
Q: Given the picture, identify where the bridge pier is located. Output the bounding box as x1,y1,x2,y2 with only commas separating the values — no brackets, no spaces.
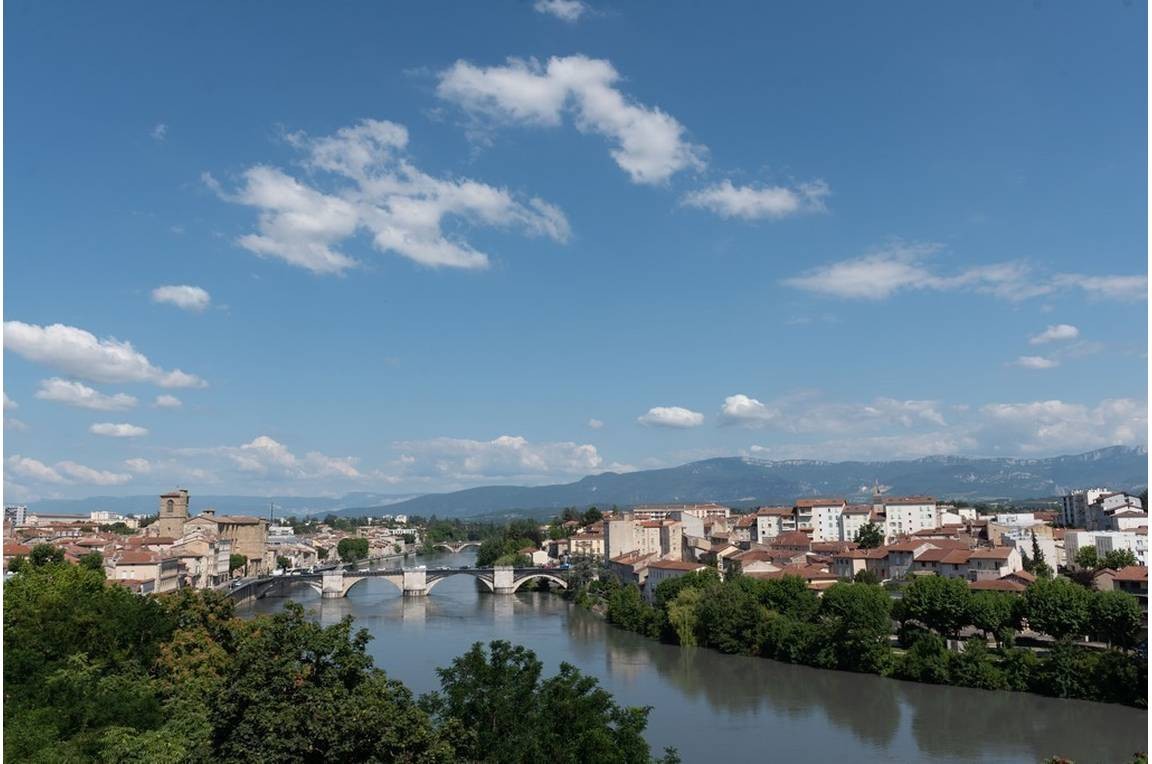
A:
322,570,346,599
402,568,428,597
492,565,516,594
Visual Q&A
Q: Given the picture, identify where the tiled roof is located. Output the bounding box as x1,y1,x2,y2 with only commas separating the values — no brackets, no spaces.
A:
794,498,846,508
648,560,708,571
969,547,1013,560
885,496,936,505
969,579,1026,592
1111,566,1148,582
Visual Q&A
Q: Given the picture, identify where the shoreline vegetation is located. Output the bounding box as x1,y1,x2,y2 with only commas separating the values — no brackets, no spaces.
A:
3,555,679,764
561,565,1147,711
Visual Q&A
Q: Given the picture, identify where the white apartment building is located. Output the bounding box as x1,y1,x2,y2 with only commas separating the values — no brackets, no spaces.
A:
839,505,874,543
755,507,794,544
1066,530,1148,567
1061,488,1111,527
883,497,939,541
794,499,846,542
632,503,730,522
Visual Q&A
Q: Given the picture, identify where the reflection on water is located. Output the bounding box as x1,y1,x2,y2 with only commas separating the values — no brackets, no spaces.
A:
241,552,1148,764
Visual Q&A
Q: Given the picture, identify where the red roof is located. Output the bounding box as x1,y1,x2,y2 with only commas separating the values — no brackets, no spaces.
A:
1111,566,1148,582
794,498,846,508
756,507,793,517
115,550,159,565
3,543,31,556
969,579,1026,592
969,547,1013,560
648,560,708,572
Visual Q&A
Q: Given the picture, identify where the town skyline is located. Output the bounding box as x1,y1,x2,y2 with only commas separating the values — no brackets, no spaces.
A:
5,2,1148,501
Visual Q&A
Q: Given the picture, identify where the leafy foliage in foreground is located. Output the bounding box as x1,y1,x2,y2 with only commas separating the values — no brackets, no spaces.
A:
4,560,675,763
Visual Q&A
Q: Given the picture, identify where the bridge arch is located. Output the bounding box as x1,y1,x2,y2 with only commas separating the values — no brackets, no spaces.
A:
341,574,404,597
424,571,495,593
510,573,569,592
254,577,324,599
432,541,482,553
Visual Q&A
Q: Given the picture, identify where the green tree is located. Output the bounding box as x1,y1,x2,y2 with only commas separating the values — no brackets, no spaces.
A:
694,583,766,655
1074,546,1099,570
818,582,893,673
853,522,884,549
79,551,105,572
901,575,972,638
337,537,370,563
895,630,951,684
665,587,704,646
853,569,881,585
1089,590,1143,650
1101,549,1139,570
1023,577,1091,641
275,555,290,571
1027,534,1053,578
966,590,1017,646
29,544,66,567
426,640,665,764
228,554,247,574
947,638,1007,690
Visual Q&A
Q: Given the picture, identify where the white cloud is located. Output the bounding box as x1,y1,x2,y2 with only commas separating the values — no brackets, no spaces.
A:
980,398,1147,454
721,392,945,432
218,435,361,480
5,418,28,432
154,395,182,408
4,393,16,410
151,285,211,312
4,321,206,388
1012,355,1059,370
56,461,133,485
6,455,66,484
1051,274,1148,301
783,241,1146,302
587,418,604,429
720,394,780,426
124,458,153,473
215,119,569,275
6,455,131,486
744,396,1146,460
534,0,587,22
437,55,705,185
682,179,829,220
90,422,149,438
36,378,137,410
1029,324,1079,345
637,406,704,428
151,122,167,141
391,434,604,481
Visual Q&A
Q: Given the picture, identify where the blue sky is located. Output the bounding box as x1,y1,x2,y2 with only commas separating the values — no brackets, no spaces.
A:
4,0,1147,500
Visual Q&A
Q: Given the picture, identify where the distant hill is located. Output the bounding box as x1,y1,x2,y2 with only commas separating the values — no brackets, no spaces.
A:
25,492,423,518
331,446,1148,519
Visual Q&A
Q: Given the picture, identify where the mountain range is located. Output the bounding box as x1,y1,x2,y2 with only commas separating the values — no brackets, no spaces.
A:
332,445,1148,518
24,447,1147,520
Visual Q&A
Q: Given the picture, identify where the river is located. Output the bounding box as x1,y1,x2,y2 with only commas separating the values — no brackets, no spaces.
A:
239,551,1148,763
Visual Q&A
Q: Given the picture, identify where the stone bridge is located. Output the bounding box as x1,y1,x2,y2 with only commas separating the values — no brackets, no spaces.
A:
429,540,483,554
231,565,568,601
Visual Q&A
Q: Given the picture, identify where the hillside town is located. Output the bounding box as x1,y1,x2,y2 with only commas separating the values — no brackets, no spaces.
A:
4,485,1147,625
2,489,418,594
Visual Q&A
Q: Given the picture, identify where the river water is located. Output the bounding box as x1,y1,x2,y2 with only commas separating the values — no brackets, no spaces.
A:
239,552,1148,763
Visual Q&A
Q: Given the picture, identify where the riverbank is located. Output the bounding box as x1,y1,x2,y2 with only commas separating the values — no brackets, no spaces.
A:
577,571,1148,709
238,558,1149,764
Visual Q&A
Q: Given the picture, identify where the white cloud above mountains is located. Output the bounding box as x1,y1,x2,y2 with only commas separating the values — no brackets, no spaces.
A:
7,455,132,486
214,118,570,275
152,285,211,311
391,434,606,482
36,378,137,410
721,393,946,432
437,55,706,185
533,0,588,22
783,241,1147,302
637,406,704,428
682,179,829,220
4,321,206,388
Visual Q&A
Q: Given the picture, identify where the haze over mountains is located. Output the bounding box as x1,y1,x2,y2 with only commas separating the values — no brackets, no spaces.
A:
28,447,1148,519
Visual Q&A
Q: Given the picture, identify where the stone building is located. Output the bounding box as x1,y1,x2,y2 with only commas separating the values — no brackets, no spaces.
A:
156,489,190,538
